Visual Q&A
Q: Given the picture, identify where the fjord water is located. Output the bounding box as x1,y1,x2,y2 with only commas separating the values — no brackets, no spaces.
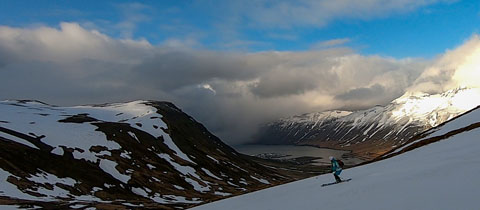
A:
234,144,364,166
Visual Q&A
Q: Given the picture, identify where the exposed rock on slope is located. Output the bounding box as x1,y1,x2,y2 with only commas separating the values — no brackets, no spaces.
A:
0,100,286,209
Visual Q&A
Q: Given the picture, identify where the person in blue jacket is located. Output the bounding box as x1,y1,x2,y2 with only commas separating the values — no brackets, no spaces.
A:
329,156,342,183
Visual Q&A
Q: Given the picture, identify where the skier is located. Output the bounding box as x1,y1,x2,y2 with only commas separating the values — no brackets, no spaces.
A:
329,156,343,183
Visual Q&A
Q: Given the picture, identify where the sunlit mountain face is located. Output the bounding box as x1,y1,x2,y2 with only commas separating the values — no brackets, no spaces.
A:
254,87,480,159
254,35,480,160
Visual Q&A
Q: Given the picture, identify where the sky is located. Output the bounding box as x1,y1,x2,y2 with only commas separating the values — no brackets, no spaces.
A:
1,0,479,57
0,0,480,145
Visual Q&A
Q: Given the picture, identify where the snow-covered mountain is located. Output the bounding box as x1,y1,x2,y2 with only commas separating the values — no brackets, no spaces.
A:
193,105,480,210
254,87,480,158
0,100,286,209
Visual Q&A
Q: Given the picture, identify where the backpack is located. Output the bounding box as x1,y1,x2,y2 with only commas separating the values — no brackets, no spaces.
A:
337,159,345,168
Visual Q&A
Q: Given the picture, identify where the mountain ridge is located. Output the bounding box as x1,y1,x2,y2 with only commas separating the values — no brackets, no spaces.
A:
254,87,480,159
0,100,288,209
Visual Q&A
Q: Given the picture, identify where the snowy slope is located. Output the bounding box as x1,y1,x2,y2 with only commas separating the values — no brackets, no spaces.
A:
194,108,480,210
255,87,480,157
0,100,285,209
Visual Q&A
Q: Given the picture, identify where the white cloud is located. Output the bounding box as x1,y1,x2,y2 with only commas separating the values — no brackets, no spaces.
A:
310,38,351,49
406,34,480,95
198,84,217,95
0,22,152,64
162,38,202,49
237,0,451,28
2,23,477,144
114,2,152,38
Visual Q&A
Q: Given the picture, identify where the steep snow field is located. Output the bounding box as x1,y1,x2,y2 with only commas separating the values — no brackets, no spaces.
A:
193,109,480,210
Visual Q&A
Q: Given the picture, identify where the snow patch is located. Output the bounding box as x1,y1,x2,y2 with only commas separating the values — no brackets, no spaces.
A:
127,131,139,143
202,168,222,180
163,195,202,204
162,134,196,164
0,168,41,201
146,164,156,169
51,147,64,156
70,204,87,209
99,159,130,184
206,155,220,164
157,153,210,192
0,131,39,149
27,171,76,187
250,176,270,184
174,185,184,190
214,191,232,196
120,151,132,159
132,187,149,197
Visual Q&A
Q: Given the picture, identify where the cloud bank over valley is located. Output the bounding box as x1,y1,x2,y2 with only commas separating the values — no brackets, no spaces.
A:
1,23,479,144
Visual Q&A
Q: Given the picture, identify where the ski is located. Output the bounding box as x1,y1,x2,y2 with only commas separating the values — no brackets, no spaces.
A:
321,178,352,187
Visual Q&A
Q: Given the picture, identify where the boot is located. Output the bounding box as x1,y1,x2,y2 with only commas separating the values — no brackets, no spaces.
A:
334,174,342,183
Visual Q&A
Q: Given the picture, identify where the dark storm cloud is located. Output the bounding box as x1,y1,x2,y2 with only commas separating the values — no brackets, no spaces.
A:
249,73,319,97
335,84,386,101
129,50,255,91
